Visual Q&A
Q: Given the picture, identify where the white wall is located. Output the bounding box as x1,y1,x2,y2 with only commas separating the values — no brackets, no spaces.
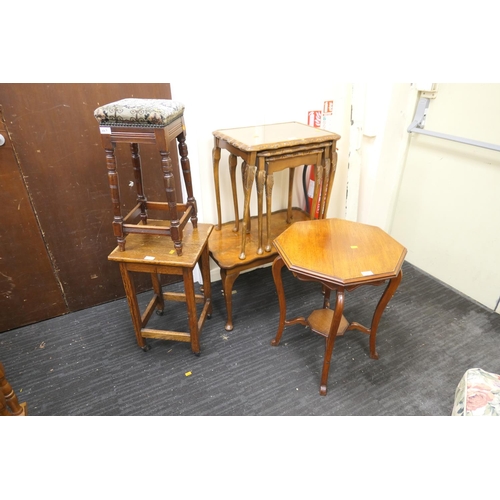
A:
391,84,500,313
346,83,419,230
171,81,352,281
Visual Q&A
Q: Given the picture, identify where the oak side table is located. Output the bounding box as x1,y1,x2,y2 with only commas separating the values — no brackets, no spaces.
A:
271,218,407,396
108,223,213,355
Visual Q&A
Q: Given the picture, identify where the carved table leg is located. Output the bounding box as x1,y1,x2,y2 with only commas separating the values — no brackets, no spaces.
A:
229,154,239,232
319,290,345,396
286,168,295,224
271,256,287,346
265,171,274,252
257,166,266,254
212,142,222,230
241,161,249,232
368,271,403,359
309,163,322,220
239,164,256,260
220,269,240,331
347,271,403,360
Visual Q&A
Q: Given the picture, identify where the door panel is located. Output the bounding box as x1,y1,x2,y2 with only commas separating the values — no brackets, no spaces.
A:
0,112,68,332
0,84,181,331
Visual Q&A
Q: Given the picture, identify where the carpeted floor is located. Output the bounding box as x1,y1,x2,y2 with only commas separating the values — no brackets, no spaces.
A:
1,261,499,416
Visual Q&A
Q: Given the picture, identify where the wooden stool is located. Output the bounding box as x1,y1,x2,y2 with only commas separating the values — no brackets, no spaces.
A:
108,223,213,354
0,361,27,416
94,98,198,256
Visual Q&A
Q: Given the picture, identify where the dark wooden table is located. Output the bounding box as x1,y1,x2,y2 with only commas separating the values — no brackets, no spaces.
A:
271,218,407,396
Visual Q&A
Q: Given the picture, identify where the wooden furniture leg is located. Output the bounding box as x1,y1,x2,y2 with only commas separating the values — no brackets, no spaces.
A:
177,130,198,228
158,147,182,255
212,140,222,230
271,256,308,346
220,268,240,331
130,143,148,224
198,240,213,319
104,144,126,250
347,270,403,360
0,361,27,416
240,163,257,260
151,273,165,315
182,266,200,354
229,153,239,232
320,290,345,396
286,168,295,224
256,165,266,255
119,263,149,351
265,171,275,252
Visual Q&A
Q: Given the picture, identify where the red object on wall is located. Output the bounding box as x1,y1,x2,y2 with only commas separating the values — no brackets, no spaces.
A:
308,110,322,127
306,110,322,218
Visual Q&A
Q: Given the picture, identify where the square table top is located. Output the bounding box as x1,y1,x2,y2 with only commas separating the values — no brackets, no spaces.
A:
108,223,213,268
213,121,340,152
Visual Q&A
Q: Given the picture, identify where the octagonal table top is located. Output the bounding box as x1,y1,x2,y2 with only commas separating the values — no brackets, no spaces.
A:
273,218,407,286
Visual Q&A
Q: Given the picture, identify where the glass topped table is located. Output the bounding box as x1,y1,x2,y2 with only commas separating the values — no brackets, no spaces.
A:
212,121,341,259
209,121,341,332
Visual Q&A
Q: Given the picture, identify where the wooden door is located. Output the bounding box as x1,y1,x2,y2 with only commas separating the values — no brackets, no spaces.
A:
0,84,182,332
0,110,67,331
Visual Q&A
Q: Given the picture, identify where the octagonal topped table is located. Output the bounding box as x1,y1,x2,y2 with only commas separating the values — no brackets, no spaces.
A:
271,218,407,396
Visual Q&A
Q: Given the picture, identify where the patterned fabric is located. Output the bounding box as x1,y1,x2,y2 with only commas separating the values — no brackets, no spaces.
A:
452,368,500,416
94,98,184,127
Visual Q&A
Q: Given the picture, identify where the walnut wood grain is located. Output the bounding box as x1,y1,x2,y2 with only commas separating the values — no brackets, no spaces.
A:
271,218,407,396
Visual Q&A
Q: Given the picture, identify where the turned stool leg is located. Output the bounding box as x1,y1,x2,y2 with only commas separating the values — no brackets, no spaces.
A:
130,143,148,224
159,149,182,256
0,361,25,416
177,131,198,228
105,145,126,251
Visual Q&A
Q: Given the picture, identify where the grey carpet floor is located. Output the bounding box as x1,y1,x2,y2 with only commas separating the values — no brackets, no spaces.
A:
1,261,499,416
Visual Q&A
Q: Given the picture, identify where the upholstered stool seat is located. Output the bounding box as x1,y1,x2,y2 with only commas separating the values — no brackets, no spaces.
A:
94,98,197,256
94,98,185,127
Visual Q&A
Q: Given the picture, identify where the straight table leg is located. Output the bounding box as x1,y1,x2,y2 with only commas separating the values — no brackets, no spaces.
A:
151,273,164,314
199,243,212,317
119,263,148,350
183,267,200,355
